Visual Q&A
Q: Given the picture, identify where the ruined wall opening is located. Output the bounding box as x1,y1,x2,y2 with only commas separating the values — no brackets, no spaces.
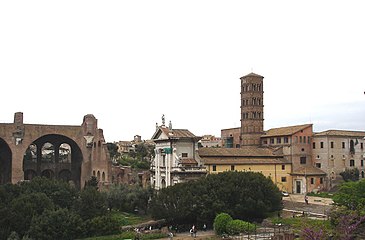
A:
0,138,12,184
22,134,83,188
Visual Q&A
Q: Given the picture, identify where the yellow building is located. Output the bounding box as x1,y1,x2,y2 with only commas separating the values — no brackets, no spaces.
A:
198,147,293,193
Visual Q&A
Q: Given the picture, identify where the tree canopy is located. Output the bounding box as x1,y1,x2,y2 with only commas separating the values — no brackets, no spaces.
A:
149,171,282,226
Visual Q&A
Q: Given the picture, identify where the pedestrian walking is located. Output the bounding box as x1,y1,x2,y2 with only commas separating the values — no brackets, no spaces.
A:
190,225,197,238
304,195,309,204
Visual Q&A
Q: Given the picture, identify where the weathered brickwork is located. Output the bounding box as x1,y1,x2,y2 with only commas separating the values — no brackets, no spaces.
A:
0,112,111,189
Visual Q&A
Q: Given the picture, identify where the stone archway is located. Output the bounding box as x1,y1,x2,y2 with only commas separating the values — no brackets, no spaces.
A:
0,138,12,184
22,134,83,188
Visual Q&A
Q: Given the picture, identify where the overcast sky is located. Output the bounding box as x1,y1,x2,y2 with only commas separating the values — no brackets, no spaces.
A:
1,1,364,142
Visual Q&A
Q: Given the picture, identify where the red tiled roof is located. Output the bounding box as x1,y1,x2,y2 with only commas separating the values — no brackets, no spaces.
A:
314,130,365,137
152,126,200,140
291,166,326,176
198,147,279,157
181,158,197,165
262,124,312,137
241,72,264,78
201,157,289,165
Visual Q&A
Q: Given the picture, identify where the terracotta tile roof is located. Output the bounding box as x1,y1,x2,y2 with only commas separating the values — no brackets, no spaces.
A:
241,72,264,78
262,124,312,137
201,157,289,165
153,126,201,140
291,166,326,176
170,129,198,138
314,130,365,137
181,158,198,165
198,147,279,157
221,127,240,131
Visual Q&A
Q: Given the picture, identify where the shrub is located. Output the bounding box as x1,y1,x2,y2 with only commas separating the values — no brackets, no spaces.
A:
28,208,83,240
84,215,121,237
226,219,256,235
213,213,233,235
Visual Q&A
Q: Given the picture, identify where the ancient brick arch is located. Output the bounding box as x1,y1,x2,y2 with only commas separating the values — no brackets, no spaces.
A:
0,112,111,189
0,137,12,184
22,134,84,188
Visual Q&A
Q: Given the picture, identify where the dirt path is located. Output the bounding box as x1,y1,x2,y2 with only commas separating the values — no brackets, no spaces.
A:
282,194,333,218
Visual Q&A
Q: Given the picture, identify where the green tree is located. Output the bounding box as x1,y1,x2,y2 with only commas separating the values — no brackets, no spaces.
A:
149,171,282,225
340,168,360,182
134,142,155,161
7,192,54,237
333,180,365,211
85,176,99,189
226,219,256,235
107,184,152,214
73,187,107,220
20,177,77,209
213,213,233,235
28,208,84,240
84,215,120,237
107,142,120,161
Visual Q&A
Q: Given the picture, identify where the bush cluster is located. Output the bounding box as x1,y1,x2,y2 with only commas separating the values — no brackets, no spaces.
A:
0,177,125,240
214,213,256,236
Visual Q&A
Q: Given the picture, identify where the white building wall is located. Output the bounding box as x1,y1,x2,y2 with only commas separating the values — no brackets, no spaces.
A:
313,135,365,181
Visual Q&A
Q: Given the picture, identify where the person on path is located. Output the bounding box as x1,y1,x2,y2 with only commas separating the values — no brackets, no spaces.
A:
191,225,197,238
304,195,309,204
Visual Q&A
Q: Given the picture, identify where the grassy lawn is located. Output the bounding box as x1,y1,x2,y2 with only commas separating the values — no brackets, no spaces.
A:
307,192,334,199
80,212,161,240
81,232,166,240
110,211,153,226
270,216,333,236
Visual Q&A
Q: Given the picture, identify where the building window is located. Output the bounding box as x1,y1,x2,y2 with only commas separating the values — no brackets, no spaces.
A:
331,142,334,148
304,136,306,143
361,143,364,149
281,165,285,170
212,165,216,171
350,140,355,154
270,138,274,144
284,137,289,143
308,136,311,144
300,136,302,143
311,178,314,184
277,137,281,144
300,157,307,164
320,178,323,184
231,165,235,171
320,142,324,148
313,142,316,149
316,163,321,168
281,177,287,182
362,171,365,178
361,160,364,167
182,153,188,158
342,142,345,149
350,159,355,167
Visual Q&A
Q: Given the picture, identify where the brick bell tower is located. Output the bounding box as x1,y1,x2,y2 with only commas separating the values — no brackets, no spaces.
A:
240,72,264,146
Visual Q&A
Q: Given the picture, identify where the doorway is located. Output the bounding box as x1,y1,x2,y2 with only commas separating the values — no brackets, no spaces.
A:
296,180,302,194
